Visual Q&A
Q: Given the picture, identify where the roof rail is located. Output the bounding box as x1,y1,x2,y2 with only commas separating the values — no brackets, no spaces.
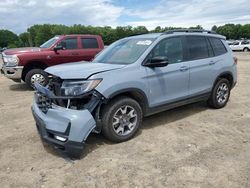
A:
129,32,149,37
164,29,217,35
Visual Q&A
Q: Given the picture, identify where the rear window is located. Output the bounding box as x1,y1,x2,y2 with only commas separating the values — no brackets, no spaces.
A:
209,37,227,56
81,38,99,49
186,36,209,60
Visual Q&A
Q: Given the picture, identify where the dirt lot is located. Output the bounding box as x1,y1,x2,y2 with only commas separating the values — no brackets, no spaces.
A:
0,53,250,188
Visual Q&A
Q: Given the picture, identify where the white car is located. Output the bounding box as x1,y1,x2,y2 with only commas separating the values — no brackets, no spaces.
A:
229,40,250,52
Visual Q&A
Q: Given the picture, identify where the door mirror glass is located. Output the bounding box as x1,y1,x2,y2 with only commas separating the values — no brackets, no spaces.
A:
145,56,169,67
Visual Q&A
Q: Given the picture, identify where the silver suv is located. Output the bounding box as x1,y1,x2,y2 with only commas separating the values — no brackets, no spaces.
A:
32,30,237,157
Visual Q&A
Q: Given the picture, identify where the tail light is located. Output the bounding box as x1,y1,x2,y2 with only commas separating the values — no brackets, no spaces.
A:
233,57,238,65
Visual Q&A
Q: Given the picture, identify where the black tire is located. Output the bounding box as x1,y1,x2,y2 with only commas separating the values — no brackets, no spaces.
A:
243,48,249,52
208,78,231,109
101,96,143,142
25,69,48,88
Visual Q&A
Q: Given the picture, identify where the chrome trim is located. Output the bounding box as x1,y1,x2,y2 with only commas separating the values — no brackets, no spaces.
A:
1,65,24,80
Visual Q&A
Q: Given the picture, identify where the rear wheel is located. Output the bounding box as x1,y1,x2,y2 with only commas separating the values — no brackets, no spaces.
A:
208,78,231,109
25,69,49,88
101,96,143,142
243,48,249,52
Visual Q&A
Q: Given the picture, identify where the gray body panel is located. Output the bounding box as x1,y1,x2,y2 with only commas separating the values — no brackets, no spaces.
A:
45,61,125,79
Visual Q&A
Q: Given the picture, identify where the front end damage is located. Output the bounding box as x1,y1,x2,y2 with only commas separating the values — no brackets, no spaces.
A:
31,76,104,158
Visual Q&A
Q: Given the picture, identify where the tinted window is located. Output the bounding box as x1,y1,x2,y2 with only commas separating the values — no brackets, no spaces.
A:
241,41,249,45
151,37,183,64
59,38,77,49
209,37,227,56
186,36,209,60
81,38,99,49
206,38,214,57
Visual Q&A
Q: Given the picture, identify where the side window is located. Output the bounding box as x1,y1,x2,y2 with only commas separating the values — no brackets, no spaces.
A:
186,36,209,60
209,37,227,56
206,37,214,57
58,38,78,49
81,38,99,49
151,37,183,64
241,41,250,45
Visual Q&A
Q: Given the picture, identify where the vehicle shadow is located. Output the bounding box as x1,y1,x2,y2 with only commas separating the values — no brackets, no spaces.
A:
44,101,208,160
141,101,208,130
9,83,32,91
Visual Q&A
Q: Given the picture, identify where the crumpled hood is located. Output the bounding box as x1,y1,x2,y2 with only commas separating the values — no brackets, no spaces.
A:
45,61,126,79
3,47,42,55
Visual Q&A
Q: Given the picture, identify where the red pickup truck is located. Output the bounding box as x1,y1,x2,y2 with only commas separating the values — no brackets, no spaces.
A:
1,34,104,87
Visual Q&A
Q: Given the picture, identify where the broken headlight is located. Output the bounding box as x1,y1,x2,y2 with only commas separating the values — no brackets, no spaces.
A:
61,79,102,96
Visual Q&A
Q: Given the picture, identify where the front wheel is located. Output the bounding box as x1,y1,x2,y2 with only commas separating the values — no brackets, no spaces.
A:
208,78,231,109
25,69,49,88
101,97,143,142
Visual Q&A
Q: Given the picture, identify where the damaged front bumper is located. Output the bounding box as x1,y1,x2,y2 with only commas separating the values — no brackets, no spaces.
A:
31,83,101,158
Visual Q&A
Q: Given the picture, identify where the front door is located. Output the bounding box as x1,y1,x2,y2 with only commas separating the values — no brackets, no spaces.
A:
145,36,190,108
51,37,83,66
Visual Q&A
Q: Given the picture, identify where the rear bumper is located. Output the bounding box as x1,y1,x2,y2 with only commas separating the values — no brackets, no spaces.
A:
31,101,96,158
1,65,23,82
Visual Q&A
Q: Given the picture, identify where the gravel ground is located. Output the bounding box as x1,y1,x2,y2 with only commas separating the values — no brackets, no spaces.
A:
0,52,249,188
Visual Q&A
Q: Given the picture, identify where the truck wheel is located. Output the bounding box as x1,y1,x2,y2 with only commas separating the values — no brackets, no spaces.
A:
101,96,143,142
207,78,231,109
25,69,49,88
243,48,249,52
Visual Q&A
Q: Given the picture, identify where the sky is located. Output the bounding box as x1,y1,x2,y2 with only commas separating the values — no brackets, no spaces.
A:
0,0,249,34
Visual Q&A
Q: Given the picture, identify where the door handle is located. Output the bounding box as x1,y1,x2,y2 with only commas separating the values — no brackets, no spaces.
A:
180,66,189,71
209,61,216,65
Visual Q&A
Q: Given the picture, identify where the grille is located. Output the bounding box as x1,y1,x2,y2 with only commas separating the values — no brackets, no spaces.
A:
36,92,52,113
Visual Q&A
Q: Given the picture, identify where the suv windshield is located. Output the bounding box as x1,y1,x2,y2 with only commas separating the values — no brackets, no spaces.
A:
94,38,154,64
40,36,60,48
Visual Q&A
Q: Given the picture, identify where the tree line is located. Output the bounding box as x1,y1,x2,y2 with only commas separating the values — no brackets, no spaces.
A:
0,23,250,48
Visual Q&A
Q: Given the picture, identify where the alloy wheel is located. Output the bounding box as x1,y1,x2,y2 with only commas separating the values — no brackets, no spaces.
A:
216,83,229,104
112,105,138,136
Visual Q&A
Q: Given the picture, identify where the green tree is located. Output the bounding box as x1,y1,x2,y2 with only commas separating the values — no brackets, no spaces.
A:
0,29,19,48
19,32,32,47
211,25,218,32
189,25,203,29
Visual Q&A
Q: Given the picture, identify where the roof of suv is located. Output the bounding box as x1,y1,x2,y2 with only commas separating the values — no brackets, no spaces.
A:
130,30,226,40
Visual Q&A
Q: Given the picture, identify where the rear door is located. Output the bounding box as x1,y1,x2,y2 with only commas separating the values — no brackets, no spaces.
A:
79,37,101,61
145,36,190,107
187,35,216,97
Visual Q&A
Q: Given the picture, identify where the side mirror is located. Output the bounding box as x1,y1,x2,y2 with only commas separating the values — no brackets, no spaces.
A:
54,45,64,52
145,56,169,67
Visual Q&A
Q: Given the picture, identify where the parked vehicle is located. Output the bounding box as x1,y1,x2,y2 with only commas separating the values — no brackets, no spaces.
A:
0,35,104,87
32,30,237,158
229,40,250,52
0,47,8,52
